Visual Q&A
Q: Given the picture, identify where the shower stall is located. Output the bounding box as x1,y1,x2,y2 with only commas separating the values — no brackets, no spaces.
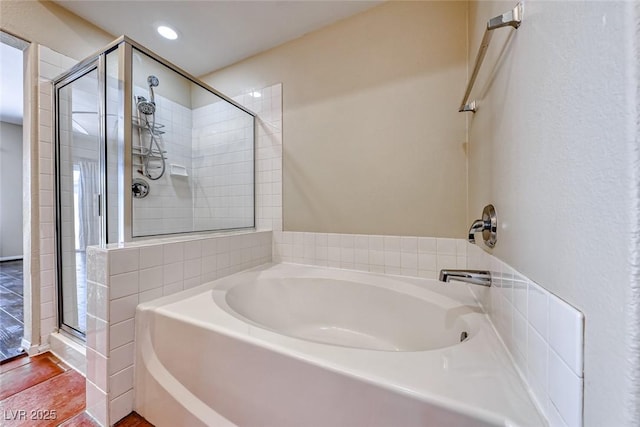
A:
53,36,255,338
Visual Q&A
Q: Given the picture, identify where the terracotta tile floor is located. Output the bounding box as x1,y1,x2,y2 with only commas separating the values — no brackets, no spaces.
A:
0,352,153,426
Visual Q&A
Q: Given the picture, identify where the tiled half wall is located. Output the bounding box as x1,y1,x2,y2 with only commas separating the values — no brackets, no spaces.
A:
273,231,584,427
85,231,271,425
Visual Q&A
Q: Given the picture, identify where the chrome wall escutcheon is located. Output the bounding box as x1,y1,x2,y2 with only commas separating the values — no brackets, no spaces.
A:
481,204,498,247
468,204,497,248
132,178,150,198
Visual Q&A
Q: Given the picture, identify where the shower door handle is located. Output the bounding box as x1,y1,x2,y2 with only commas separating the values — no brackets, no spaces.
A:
97,194,102,217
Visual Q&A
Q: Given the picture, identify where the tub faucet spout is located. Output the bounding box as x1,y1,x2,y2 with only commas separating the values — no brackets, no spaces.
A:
439,269,491,287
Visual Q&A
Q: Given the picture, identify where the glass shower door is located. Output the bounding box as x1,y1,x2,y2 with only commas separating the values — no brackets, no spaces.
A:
56,65,102,337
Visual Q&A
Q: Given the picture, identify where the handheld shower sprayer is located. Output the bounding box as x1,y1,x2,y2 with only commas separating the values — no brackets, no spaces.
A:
147,75,159,104
136,75,159,115
134,75,165,180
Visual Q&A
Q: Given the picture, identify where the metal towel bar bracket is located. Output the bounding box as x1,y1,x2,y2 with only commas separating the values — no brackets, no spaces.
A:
459,2,523,113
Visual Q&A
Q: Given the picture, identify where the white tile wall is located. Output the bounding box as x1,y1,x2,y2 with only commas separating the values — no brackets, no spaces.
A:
130,82,282,237
192,99,254,230
467,243,584,427
273,231,466,278
38,46,79,346
85,230,271,425
132,91,194,236
237,85,283,232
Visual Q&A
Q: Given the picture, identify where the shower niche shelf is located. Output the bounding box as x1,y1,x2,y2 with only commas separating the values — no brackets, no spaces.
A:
170,164,188,177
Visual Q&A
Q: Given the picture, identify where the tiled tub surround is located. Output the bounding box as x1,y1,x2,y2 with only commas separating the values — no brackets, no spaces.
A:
467,244,584,427
84,231,272,426
273,231,584,427
273,231,467,278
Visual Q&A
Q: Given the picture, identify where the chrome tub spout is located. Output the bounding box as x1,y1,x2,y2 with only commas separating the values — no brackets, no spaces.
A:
439,269,491,287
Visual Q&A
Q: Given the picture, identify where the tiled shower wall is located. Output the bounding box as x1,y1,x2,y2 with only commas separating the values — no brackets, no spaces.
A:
133,82,283,236
132,86,274,237
132,92,194,236
192,99,253,231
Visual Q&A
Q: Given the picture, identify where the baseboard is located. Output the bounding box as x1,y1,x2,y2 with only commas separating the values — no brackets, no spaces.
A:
21,338,49,356
49,332,86,376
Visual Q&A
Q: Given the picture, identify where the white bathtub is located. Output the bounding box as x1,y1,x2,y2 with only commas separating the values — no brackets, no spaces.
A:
135,263,545,427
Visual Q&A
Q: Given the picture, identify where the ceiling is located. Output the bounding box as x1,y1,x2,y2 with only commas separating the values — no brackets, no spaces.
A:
55,1,383,77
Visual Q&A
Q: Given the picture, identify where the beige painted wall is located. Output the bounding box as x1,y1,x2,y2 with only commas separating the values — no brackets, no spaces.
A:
201,1,468,238
0,0,113,61
467,1,639,425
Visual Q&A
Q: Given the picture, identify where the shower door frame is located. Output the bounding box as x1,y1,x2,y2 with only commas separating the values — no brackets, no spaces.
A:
122,39,257,240
53,57,107,339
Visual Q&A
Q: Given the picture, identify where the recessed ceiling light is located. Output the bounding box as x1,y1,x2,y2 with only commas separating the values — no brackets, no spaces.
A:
157,26,178,40
249,91,262,98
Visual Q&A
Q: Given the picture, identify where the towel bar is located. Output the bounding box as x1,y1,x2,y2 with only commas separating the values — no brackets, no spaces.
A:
459,2,523,113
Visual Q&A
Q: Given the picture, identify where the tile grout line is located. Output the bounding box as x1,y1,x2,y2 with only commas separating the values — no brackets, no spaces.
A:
0,283,24,299
0,306,24,325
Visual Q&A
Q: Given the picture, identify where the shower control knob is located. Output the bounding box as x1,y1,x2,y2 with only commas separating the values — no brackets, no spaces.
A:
132,178,150,198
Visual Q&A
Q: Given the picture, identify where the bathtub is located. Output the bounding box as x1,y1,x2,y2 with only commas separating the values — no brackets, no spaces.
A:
135,263,545,427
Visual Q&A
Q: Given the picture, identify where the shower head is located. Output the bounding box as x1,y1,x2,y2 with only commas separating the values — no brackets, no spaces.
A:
147,75,159,105
136,96,155,115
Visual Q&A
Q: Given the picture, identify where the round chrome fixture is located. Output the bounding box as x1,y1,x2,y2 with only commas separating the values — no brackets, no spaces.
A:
481,204,498,248
132,178,150,198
